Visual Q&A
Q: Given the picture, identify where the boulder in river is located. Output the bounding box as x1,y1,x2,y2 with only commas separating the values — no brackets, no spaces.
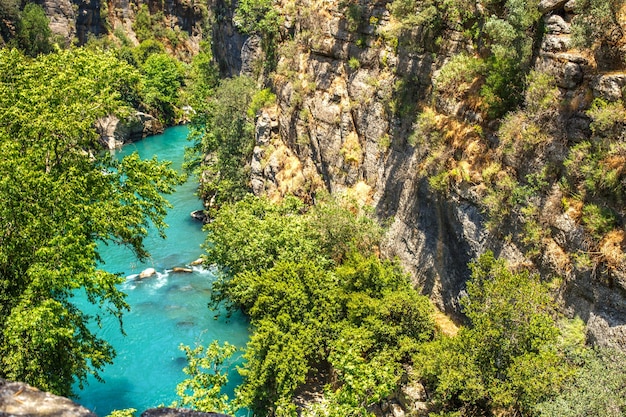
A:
190,258,203,266
139,267,157,279
172,267,193,273
190,210,209,223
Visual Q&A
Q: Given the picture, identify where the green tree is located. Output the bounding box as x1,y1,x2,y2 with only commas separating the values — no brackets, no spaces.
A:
141,52,186,124
13,3,52,56
415,252,572,415
185,76,257,207
571,0,624,49
537,347,626,417
234,0,282,70
201,195,434,415
173,341,237,414
0,48,182,396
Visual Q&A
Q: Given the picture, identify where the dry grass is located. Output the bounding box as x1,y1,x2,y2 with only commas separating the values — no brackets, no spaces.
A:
434,310,459,337
543,237,572,275
599,230,626,269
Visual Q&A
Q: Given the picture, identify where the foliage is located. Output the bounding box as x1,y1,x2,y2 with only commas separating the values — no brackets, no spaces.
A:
0,48,182,396
204,195,317,280
571,0,624,49
581,204,618,239
12,3,52,57
234,0,281,38
435,53,483,98
173,341,237,414
187,41,220,108
185,76,257,206
234,0,282,70
415,252,574,416
247,87,277,118
537,347,626,417
106,409,137,417
132,4,161,43
199,195,433,415
141,52,186,124
134,39,167,65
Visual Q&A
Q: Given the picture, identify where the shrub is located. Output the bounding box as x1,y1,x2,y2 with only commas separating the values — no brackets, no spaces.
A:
581,204,618,239
247,88,276,118
415,252,573,416
435,53,483,98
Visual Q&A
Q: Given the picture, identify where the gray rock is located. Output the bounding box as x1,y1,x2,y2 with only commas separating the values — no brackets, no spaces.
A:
593,74,626,102
141,408,230,417
541,34,571,52
539,0,568,13
544,14,571,34
240,35,264,77
97,112,164,150
564,0,577,12
562,62,583,89
0,379,96,417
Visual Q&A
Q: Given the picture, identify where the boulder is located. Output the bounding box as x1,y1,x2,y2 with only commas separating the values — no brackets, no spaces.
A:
539,0,568,13
142,408,230,417
190,210,208,223
593,74,626,102
0,378,96,417
97,112,164,150
172,267,193,273
139,267,157,279
190,258,204,266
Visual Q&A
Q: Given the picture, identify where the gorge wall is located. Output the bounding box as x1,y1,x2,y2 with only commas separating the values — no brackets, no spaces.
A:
238,0,626,349
34,0,206,56
29,0,626,349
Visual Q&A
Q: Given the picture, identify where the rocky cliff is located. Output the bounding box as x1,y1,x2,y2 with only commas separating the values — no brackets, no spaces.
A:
37,0,206,55
233,0,626,348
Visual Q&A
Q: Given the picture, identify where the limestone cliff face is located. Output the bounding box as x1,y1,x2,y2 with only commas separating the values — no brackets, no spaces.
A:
236,0,626,347
40,0,206,53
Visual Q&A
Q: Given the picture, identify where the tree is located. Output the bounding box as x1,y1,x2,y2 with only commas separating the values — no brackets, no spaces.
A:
415,252,573,416
0,48,182,396
185,76,258,207
538,347,626,417
234,0,281,68
173,341,237,414
141,52,186,124
13,3,52,56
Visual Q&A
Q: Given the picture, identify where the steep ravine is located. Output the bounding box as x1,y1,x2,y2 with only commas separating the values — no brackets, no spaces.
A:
234,0,626,349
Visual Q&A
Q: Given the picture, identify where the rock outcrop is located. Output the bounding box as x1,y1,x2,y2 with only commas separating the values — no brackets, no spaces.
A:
0,379,232,417
40,0,206,54
0,379,96,417
97,112,164,150
237,0,626,347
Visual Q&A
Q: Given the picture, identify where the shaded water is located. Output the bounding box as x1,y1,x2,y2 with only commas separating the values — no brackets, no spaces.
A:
75,126,249,416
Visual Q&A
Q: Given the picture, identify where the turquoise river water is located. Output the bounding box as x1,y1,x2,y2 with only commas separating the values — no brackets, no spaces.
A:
74,126,250,416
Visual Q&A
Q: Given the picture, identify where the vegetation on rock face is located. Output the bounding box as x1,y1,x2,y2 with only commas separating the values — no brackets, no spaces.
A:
0,47,182,396
184,75,258,208
415,252,576,416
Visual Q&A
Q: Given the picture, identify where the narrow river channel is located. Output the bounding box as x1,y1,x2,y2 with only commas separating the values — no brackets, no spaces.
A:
74,126,249,416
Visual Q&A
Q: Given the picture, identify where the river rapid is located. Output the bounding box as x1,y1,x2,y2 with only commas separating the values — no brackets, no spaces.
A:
74,126,249,416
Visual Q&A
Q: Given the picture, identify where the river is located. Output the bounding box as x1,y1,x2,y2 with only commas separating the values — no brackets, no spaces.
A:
74,126,249,416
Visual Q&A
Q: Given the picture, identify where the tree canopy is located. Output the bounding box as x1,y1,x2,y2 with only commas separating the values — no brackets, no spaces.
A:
0,47,182,396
